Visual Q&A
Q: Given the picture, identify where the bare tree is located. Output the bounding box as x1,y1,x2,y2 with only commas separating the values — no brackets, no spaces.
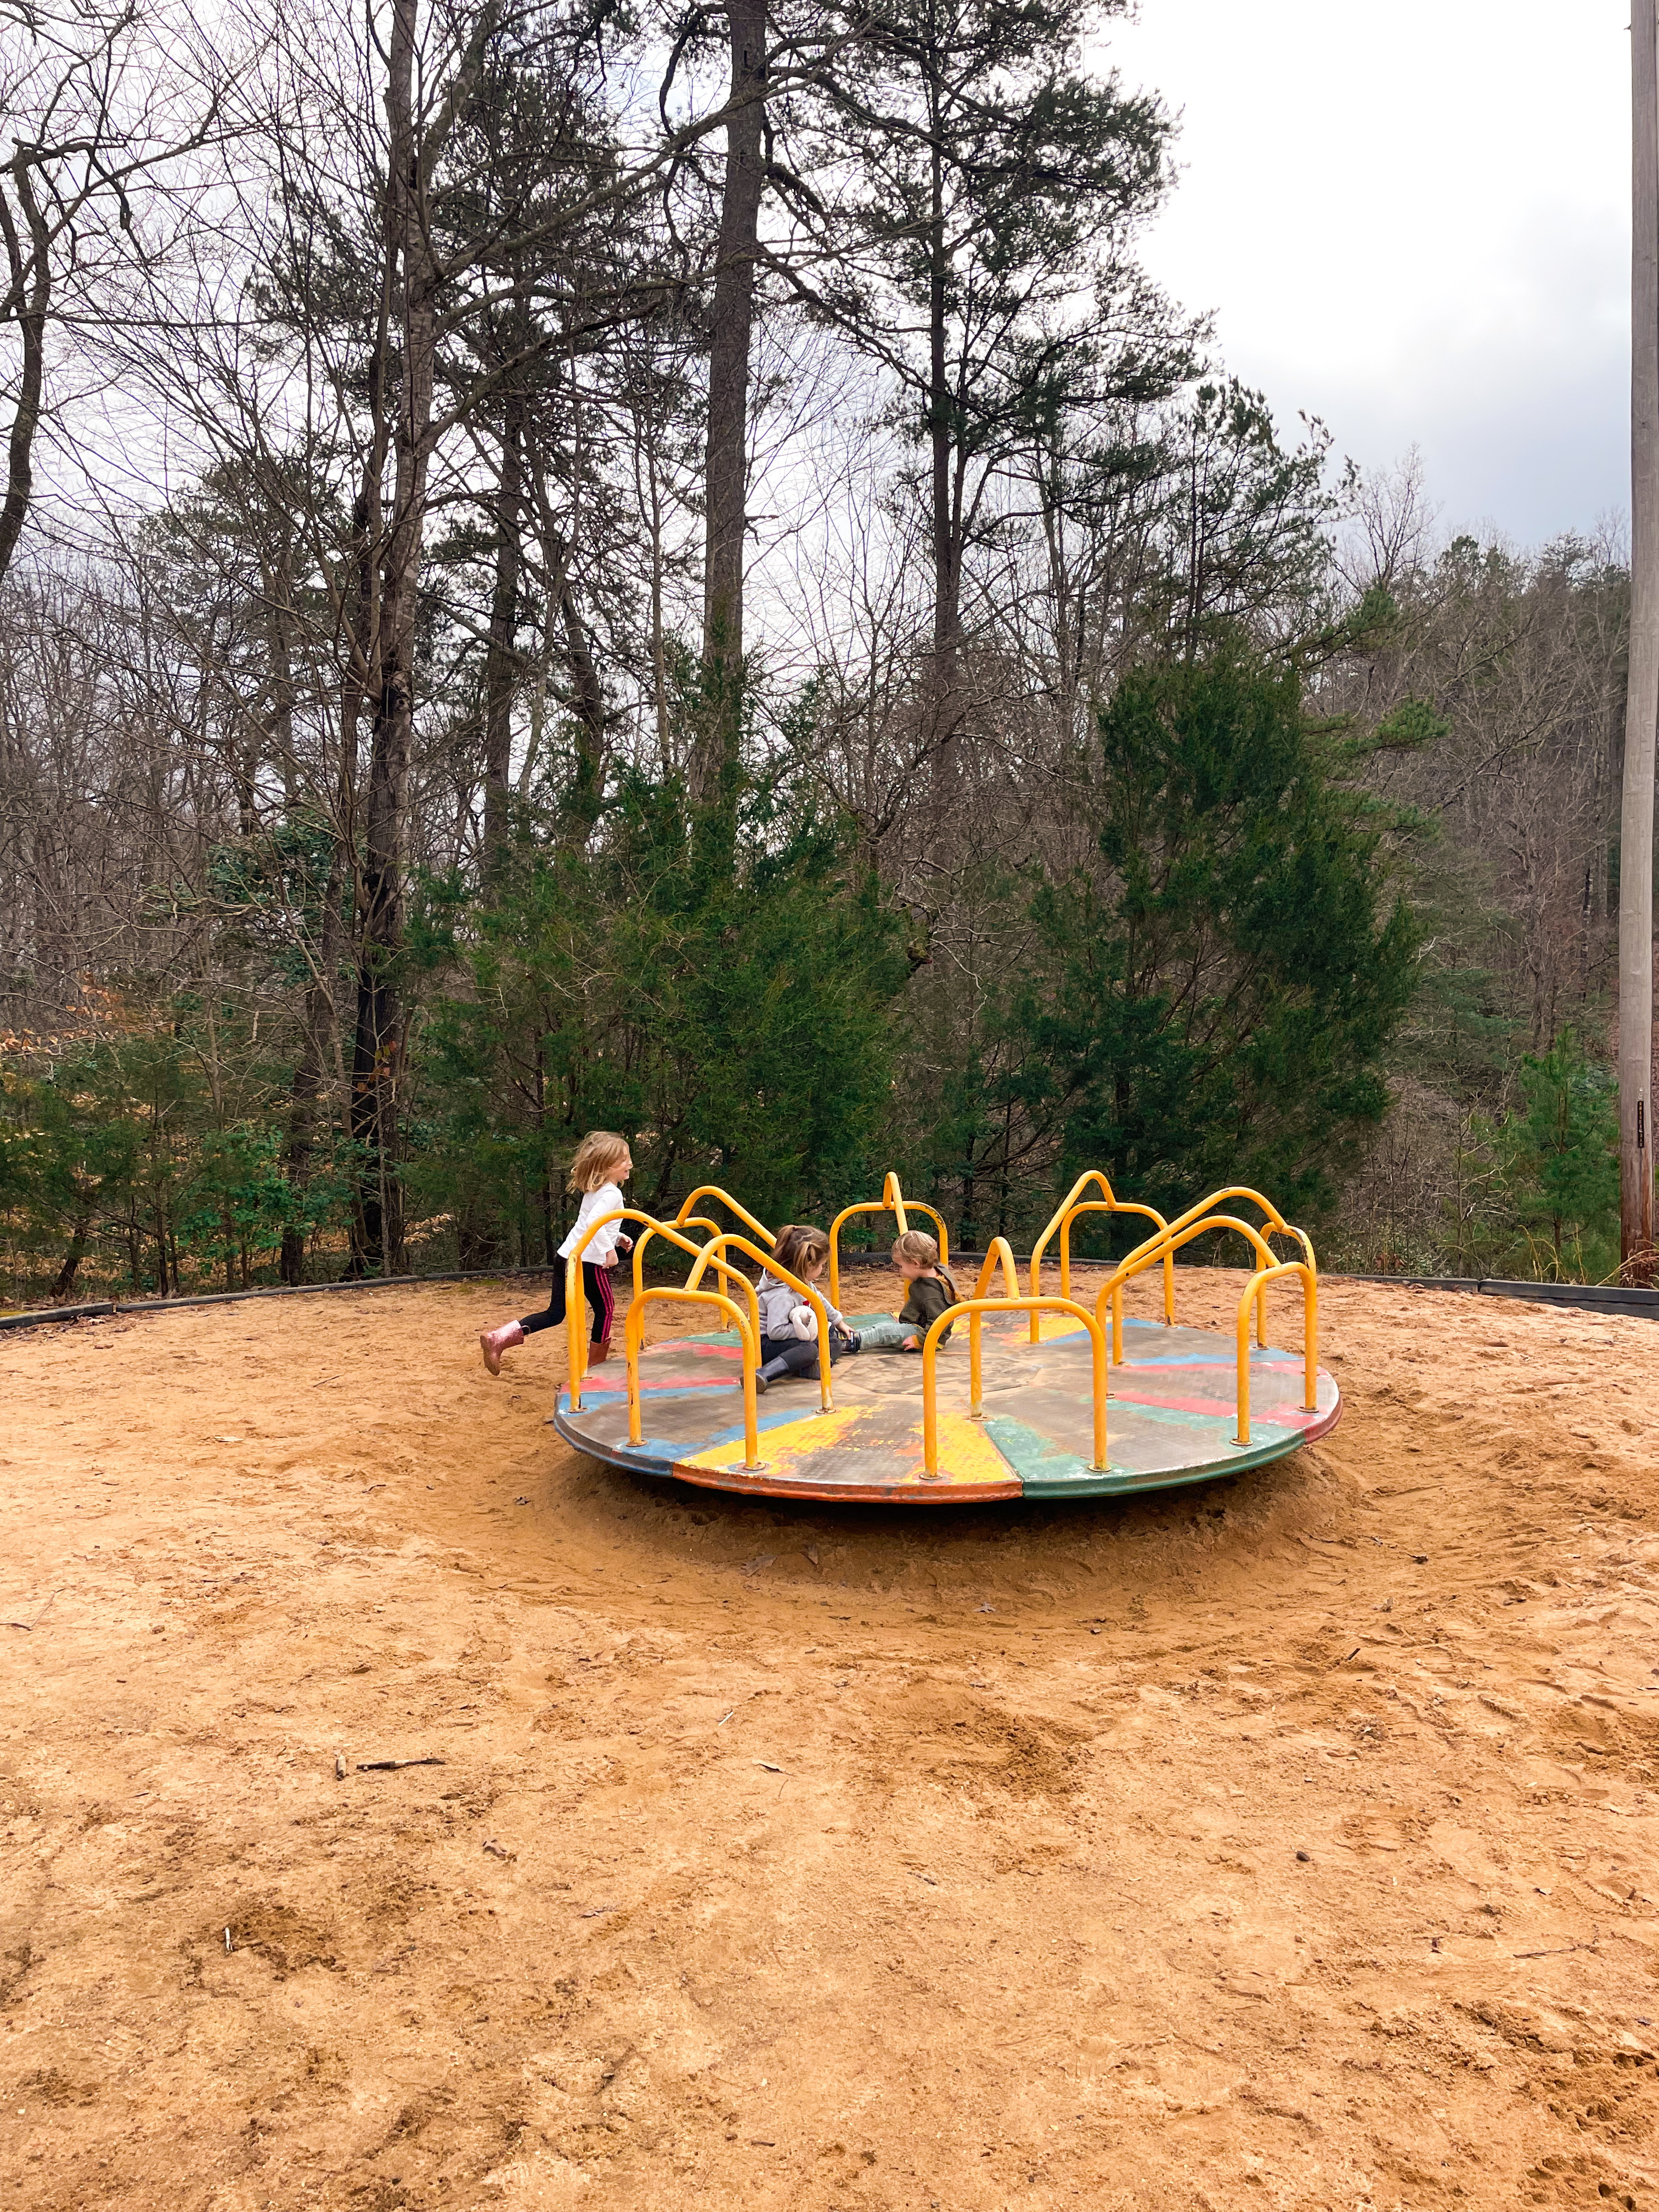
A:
0,1,229,585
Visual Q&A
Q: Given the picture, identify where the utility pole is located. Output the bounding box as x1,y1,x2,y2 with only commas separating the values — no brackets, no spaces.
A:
1622,0,1659,1284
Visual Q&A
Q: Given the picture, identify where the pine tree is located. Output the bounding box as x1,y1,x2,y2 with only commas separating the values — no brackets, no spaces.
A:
795,0,1184,791
1015,646,1420,1225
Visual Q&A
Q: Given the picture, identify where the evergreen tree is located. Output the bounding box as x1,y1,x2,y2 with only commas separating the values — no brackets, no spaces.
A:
1015,646,1420,1229
1493,1030,1618,1281
409,764,909,1253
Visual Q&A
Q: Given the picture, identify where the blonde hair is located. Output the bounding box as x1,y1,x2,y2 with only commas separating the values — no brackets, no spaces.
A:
771,1223,830,1278
566,1130,630,1194
893,1229,958,1303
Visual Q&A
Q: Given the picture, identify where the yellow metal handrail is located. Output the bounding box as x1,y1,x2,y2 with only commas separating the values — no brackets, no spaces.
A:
828,1171,949,1307
922,1294,1109,1480
632,1214,724,1305
973,1238,1020,1299
1029,1194,1173,1341
1088,1206,1319,1446
1094,1185,1316,1356
1234,1260,1318,1446
625,1286,765,1470
1095,1212,1277,1366
1034,1170,1116,1248
685,1232,836,1412
1144,1185,1314,1270
565,1209,710,1410
673,1185,774,1246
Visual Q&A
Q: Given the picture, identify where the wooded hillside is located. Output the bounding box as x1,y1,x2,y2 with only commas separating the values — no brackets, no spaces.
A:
0,0,1635,1300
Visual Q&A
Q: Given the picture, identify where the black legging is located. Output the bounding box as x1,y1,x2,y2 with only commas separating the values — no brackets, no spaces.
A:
759,1331,845,1381
522,1259,614,1345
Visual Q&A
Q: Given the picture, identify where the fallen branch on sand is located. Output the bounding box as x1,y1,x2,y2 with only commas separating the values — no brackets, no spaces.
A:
1513,1929,1600,1960
6,1590,59,1630
357,1757,447,1772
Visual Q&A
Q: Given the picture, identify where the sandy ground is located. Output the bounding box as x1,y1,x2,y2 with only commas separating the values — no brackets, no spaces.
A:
1,1266,1657,2212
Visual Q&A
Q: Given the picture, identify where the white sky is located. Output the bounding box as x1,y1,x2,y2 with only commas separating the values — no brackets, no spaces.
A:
1105,0,1630,547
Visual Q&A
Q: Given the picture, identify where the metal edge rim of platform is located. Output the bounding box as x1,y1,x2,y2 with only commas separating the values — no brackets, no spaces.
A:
549,1386,1343,1503
1012,1391,1344,1497
663,1460,1023,1504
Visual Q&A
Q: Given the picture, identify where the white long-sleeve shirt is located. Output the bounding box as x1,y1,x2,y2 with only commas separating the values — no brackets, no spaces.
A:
558,1182,627,1263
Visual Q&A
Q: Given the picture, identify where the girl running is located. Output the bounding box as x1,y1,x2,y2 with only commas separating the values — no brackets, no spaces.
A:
479,1131,634,1374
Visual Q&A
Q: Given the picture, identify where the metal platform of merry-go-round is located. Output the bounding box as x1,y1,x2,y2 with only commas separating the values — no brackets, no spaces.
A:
545,1173,1342,1505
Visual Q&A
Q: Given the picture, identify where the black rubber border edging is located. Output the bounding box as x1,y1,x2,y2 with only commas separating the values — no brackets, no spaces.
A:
0,1265,559,1334
6,1252,1654,1333
1337,1274,1659,1319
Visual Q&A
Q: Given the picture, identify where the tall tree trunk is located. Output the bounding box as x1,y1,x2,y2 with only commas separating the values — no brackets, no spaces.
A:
280,1002,324,1284
349,0,439,1276
282,866,345,1287
692,0,766,805
527,425,607,827
265,541,297,813
1622,0,1659,1284
0,159,49,590
924,50,964,814
641,382,674,770
337,471,376,1278
262,540,328,1288
49,1208,92,1302
482,394,523,881
559,570,606,819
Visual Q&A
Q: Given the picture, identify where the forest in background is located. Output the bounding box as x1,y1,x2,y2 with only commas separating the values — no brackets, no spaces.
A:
0,0,1640,1302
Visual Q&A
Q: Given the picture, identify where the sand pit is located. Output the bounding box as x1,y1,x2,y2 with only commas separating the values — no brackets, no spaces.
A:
2,1267,1657,2210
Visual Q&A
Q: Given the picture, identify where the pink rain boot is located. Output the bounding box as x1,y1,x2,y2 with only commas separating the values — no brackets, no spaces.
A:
479,1319,523,1376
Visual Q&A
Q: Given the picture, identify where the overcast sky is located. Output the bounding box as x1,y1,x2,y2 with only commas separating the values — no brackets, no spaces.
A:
1103,0,1629,549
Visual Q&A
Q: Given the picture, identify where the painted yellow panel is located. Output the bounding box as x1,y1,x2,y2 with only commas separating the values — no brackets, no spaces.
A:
673,1402,1018,1496
684,1402,868,1474
1034,1316,1091,1344
924,1412,1020,1488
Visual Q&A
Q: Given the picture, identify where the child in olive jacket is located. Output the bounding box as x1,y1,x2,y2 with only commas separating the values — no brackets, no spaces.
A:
893,1229,961,1352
